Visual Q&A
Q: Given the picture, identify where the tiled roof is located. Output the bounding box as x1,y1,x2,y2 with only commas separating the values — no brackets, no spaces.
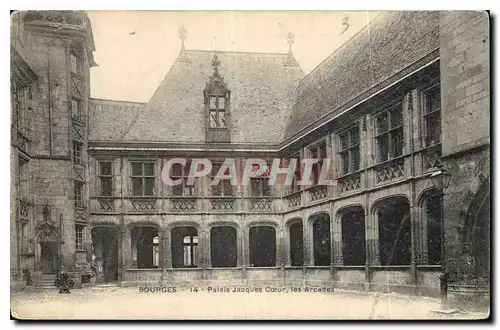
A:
89,98,146,141
283,11,440,143
113,49,304,144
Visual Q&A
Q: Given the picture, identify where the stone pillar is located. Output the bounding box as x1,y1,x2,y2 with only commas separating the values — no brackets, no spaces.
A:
200,224,209,269
277,228,284,267
121,226,131,285
415,203,428,265
158,227,166,269
365,210,380,265
410,204,419,289
164,227,172,268
241,215,247,284
117,224,124,282
302,214,311,267
283,222,291,267
332,210,343,266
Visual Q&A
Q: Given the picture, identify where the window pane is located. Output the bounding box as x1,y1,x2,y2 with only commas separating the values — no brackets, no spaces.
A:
172,184,183,196
184,184,195,196
209,96,216,109
193,236,198,244
349,127,359,146
310,148,318,159
390,107,403,128
318,144,326,158
74,184,83,206
184,246,191,265
262,180,271,196
218,97,226,109
145,178,155,196
219,110,226,127
144,163,155,176
351,147,360,171
73,142,81,164
223,181,233,196
341,151,350,174
101,177,113,196
211,164,220,176
100,162,112,176
70,53,78,73
132,177,143,196
376,112,389,134
71,99,80,118
132,163,142,176
171,163,183,177
212,182,222,196
426,113,441,146
391,128,404,158
425,88,441,114
377,134,389,162
209,110,217,128
183,236,191,243
340,133,349,150
251,179,262,197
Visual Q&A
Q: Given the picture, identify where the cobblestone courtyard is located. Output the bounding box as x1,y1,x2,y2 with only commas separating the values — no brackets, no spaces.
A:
11,286,489,320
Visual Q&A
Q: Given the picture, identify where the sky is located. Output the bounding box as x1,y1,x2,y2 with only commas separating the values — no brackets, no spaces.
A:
87,11,382,103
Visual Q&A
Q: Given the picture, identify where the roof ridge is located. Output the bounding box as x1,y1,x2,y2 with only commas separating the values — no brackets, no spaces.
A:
90,97,146,105
184,49,290,57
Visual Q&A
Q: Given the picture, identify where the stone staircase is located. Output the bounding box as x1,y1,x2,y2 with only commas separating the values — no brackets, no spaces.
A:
36,274,58,289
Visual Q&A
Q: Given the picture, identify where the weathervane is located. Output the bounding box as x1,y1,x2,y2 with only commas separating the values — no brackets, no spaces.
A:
286,32,295,54
178,27,187,50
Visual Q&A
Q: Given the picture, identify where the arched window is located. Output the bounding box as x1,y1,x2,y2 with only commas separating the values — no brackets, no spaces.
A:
311,215,331,266
340,207,366,266
131,227,159,269
249,226,276,267
376,197,411,265
171,226,199,268
210,226,237,267
289,221,303,266
423,192,442,265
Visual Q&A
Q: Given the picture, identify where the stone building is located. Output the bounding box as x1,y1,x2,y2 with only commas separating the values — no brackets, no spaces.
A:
10,11,490,304
10,10,95,288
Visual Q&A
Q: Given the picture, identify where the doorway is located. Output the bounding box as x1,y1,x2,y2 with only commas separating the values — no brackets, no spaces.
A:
91,227,119,283
40,241,59,274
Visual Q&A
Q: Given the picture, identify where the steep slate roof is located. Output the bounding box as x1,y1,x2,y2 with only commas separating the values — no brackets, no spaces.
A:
114,50,304,144
89,98,146,141
283,11,440,143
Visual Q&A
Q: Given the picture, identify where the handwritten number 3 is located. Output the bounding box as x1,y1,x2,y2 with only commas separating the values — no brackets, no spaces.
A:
341,17,349,35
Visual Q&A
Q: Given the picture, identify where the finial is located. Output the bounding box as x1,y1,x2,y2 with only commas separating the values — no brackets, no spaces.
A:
212,54,220,75
178,27,187,50
286,32,295,54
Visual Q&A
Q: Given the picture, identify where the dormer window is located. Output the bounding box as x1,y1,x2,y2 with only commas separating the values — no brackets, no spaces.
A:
204,54,231,143
209,95,227,128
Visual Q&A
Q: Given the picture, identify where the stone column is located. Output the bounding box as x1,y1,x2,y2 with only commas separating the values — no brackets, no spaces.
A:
414,203,428,265
200,221,209,269
117,224,124,282
158,227,166,269
410,204,419,289
332,209,343,266
365,210,380,265
302,212,311,267
164,227,172,268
